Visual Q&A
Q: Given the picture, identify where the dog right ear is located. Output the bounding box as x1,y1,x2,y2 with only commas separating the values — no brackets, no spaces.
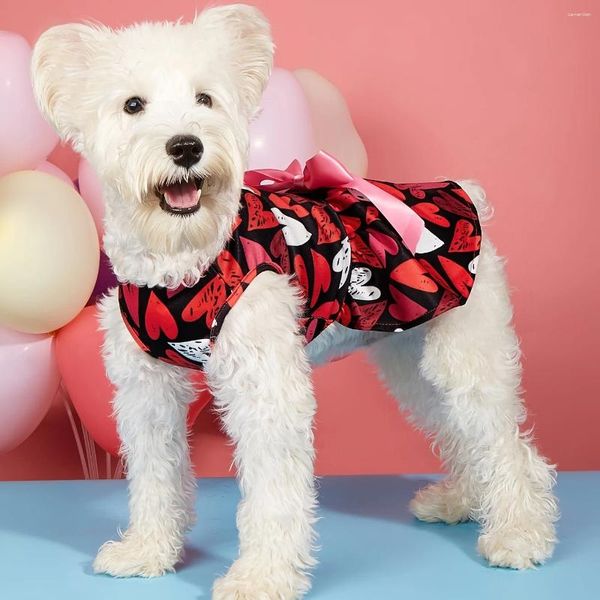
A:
31,23,108,151
194,4,274,120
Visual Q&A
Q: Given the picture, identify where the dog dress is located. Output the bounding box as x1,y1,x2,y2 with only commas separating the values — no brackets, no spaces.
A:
119,176,481,370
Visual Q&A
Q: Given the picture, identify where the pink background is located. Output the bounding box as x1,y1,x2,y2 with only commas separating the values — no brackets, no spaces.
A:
0,0,598,479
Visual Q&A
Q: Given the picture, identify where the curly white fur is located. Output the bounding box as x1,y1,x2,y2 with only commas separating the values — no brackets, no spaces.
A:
32,5,558,598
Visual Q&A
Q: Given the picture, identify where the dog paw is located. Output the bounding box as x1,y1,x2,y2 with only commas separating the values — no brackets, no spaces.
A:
212,558,309,600
478,523,557,569
410,479,472,524
93,533,181,578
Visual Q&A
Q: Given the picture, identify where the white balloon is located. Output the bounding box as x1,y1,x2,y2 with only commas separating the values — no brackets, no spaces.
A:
0,171,99,333
294,69,368,176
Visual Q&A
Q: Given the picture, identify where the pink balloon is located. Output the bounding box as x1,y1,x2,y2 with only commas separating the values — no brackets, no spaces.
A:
0,32,59,177
248,68,318,170
0,325,59,453
78,158,105,239
37,161,75,188
294,69,368,177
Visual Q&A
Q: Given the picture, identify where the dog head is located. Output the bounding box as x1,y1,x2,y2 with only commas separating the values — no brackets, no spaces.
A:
32,5,273,263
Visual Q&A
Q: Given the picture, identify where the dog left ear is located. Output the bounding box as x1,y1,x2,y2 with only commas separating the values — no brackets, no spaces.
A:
194,4,274,119
31,23,111,151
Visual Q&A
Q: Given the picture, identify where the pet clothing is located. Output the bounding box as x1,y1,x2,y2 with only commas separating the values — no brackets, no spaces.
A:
118,170,481,369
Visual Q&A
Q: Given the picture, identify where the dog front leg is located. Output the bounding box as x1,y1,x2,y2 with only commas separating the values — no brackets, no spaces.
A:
206,272,317,600
93,288,197,577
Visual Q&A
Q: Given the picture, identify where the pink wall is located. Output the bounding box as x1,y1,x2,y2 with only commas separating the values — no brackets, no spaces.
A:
1,0,598,479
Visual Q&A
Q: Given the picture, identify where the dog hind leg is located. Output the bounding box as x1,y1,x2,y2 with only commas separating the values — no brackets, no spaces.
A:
369,328,476,525
372,238,558,568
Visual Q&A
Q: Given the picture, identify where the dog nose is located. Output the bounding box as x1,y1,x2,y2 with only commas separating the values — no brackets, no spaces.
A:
166,135,204,168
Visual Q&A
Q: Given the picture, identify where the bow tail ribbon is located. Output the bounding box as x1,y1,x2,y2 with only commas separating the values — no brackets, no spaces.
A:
244,151,424,253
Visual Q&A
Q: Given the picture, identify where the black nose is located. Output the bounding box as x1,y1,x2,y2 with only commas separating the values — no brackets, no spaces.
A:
166,135,203,168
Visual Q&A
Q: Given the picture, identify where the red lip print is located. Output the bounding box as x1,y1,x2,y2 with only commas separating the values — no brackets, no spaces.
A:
145,291,179,340
388,285,429,322
449,220,481,253
390,259,438,292
245,193,279,230
438,256,474,298
412,202,451,228
182,277,227,328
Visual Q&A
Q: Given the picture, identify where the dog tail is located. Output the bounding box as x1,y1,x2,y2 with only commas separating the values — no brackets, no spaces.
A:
456,179,494,223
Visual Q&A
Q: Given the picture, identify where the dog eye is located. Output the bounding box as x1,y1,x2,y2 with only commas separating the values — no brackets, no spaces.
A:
123,97,145,114
196,93,213,108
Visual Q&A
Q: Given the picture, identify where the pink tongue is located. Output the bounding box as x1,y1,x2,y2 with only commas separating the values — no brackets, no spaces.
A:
163,181,198,209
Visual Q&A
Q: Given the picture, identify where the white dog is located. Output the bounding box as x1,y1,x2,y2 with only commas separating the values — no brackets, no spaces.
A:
32,5,558,598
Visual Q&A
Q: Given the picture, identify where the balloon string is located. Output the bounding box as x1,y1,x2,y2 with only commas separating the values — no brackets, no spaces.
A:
81,427,97,480
89,429,99,479
81,427,92,478
113,458,124,480
62,385,90,480
105,452,111,480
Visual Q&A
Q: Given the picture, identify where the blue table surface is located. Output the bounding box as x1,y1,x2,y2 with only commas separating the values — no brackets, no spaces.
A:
0,472,598,599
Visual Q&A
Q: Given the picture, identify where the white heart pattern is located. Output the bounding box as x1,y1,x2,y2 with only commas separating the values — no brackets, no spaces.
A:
348,267,381,301
168,338,211,365
270,207,312,246
332,237,351,288
468,255,479,274
416,227,444,254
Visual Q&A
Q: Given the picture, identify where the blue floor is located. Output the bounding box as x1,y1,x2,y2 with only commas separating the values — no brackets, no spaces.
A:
0,473,598,599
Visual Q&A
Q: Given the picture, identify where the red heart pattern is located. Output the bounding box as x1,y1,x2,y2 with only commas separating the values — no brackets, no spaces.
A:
145,291,178,340
312,205,342,244
449,219,481,253
412,202,451,228
182,277,227,328
246,193,279,230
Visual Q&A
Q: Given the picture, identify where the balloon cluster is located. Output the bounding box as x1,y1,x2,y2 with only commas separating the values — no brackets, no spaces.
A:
0,29,367,462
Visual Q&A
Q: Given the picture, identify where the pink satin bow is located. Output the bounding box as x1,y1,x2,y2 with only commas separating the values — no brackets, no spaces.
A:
244,151,424,253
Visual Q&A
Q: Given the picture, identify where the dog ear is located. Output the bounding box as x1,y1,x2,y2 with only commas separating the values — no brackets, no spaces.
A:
31,23,109,151
194,4,274,118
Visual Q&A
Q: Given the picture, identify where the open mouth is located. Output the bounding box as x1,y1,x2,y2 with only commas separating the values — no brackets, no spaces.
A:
157,176,205,215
